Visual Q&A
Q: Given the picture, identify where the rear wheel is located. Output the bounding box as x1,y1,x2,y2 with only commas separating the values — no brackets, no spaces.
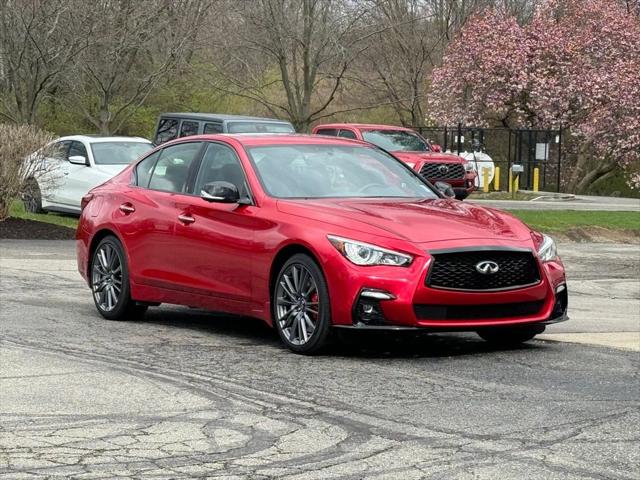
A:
91,236,147,320
22,179,45,213
273,254,332,354
477,324,545,346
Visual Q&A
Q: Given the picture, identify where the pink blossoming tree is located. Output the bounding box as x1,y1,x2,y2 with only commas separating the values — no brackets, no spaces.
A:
428,0,640,192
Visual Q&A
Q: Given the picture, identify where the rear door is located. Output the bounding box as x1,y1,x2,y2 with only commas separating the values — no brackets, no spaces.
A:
116,142,204,290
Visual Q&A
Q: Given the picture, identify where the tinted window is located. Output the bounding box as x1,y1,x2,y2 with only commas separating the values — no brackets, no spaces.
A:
226,121,295,133
248,144,436,199
338,129,357,139
92,142,153,165
148,143,201,193
46,141,71,161
315,129,338,136
194,143,248,197
361,130,429,152
135,151,160,188
155,118,179,144
203,122,223,134
179,121,199,138
69,141,88,161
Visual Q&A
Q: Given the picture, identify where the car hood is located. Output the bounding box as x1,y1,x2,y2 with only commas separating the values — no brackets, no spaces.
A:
392,151,465,164
277,198,531,243
93,164,128,178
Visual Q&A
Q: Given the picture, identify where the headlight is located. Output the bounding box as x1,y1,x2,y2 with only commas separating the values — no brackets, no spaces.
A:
464,162,475,172
537,234,557,262
328,235,413,266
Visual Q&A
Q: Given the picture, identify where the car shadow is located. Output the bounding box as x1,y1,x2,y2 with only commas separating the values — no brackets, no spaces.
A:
138,306,544,359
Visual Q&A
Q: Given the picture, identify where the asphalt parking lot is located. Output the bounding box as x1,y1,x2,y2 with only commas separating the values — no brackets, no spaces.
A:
1,239,638,479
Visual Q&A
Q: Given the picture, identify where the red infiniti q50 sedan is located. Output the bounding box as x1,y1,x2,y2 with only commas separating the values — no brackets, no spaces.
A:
76,134,568,354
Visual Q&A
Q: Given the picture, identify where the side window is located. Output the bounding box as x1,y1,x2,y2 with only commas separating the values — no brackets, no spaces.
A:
148,142,201,193
338,129,357,139
135,151,161,188
315,129,338,136
155,118,179,144
68,141,88,162
179,120,199,138
203,122,223,134
193,143,247,197
46,140,71,161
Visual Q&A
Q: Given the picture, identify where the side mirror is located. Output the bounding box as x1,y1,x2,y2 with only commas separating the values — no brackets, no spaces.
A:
201,181,240,203
69,155,88,166
434,181,455,199
430,144,442,153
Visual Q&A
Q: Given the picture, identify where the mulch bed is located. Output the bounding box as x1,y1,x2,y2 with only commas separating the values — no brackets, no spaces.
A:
0,218,76,240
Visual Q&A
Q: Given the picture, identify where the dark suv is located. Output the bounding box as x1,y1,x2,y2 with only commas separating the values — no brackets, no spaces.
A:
153,113,295,145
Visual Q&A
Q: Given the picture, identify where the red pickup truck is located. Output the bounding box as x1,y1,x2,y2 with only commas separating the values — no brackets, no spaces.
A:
312,123,476,199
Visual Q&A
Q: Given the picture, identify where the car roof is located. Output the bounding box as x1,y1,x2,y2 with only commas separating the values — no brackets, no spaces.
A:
169,133,369,148
57,135,151,143
314,123,417,132
160,112,293,124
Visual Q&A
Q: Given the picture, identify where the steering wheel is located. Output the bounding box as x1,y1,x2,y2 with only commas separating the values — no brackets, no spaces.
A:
357,183,386,194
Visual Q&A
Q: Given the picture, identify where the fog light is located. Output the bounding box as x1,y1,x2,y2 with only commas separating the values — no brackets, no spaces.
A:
552,284,568,319
353,289,393,325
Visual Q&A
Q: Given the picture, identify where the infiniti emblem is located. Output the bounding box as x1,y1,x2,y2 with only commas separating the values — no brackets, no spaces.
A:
476,260,499,275
438,165,449,175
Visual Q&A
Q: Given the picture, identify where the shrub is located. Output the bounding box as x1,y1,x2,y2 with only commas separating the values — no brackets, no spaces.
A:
0,124,55,221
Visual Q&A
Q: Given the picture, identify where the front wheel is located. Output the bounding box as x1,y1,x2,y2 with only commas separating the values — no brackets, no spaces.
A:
273,254,332,354
91,236,147,320
477,324,545,346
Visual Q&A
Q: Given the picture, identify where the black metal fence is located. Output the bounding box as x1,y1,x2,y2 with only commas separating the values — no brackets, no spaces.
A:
413,125,563,192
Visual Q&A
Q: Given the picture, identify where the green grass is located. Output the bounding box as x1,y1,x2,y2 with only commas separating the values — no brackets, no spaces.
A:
509,210,640,233
9,201,78,229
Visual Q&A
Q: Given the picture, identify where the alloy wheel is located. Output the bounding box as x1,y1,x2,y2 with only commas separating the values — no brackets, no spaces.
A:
275,264,320,345
92,243,123,312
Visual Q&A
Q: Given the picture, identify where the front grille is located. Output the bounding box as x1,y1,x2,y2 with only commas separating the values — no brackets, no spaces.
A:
414,300,544,320
420,163,465,180
427,249,540,291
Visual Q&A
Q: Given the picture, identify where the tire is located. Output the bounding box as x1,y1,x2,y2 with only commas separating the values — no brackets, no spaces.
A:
272,253,332,354
22,179,45,214
477,324,545,346
90,236,147,320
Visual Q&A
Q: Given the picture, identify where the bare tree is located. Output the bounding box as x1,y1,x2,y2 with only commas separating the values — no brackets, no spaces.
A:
0,0,90,124
208,0,377,132
65,0,209,135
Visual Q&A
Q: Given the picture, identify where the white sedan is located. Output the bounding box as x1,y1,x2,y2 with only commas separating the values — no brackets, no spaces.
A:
24,135,153,214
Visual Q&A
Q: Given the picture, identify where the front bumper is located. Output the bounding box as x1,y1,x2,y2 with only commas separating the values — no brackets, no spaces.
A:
324,246,567,332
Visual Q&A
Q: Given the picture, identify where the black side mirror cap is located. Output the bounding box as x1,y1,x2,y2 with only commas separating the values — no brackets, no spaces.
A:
201,181,240,203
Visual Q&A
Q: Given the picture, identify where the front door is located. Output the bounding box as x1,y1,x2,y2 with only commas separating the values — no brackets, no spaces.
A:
170,142,259,308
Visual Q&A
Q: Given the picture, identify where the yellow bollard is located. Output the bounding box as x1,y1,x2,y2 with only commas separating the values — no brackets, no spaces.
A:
482,168,489,193
533,167,540,192
513,175,519,193
494,166,500,191
508,170,513,193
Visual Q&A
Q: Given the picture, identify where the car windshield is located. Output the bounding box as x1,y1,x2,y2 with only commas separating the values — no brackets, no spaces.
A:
361,130,429,152
91,142,153,165
247,144,437,199
227,121,295,134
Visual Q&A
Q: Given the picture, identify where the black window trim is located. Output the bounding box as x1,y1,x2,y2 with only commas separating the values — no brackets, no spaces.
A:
132,140,255,205
132,141,206,195
189,140,255,205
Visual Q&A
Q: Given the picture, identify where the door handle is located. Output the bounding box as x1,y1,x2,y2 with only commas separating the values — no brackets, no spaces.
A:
119,203,135,214
178,213,195,224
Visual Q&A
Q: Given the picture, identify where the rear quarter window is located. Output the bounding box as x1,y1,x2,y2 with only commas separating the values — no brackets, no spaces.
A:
155,118,179,144
135,151,160,188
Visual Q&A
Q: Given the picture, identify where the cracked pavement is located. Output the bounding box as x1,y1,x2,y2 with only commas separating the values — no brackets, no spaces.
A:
0,240,638,479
